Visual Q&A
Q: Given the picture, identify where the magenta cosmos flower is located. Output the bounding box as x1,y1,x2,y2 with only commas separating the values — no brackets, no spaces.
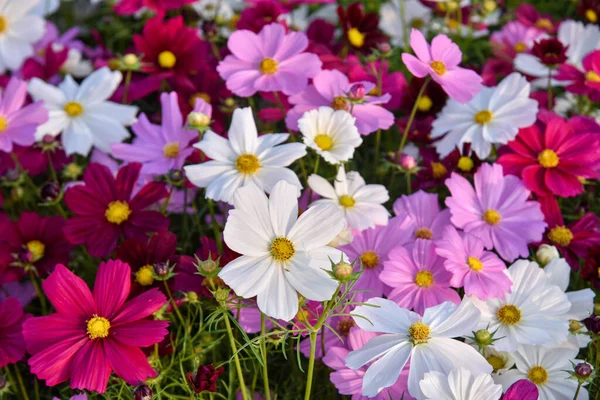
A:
0,77,48,153
63,163,170,257
393,190,451,244
0,297,27,368
435,226,512,300
23,261,168,393
217,23,322,97
557,50,600,101
111,92,197,177
445,163,547,262
380,239,460,315
286,69,394,135
402,29,482,104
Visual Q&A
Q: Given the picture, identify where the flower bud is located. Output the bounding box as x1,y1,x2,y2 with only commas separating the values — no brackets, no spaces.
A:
575,362,593,378
474,329,492,346
536,244,559,266
584,314,600,334
333,262,353,281
348,83,366,101
377,42,392,55
202,21,219,38
122,54,140,68
214,288,229,302
133,384,153,400
40,182,60,203
154,262,169,277
187,364,225,393
570,320,582,333
399,154,417,170
200,259,218,274
167,169,185,184
188,112,211,128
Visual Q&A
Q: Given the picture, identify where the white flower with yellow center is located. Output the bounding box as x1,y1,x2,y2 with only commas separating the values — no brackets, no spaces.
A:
468,260,572,352
297,107,362,165
184,107,306,204
379,0,432,46
28,67,138,156
346,298,492,399
0,0,45,72
420,368,503,400
219,180,347,321
495,345,587,400
308,165,389,231
432,72,538,159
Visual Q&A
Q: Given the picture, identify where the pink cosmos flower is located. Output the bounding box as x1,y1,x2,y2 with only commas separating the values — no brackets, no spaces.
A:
0,77,48,153
490,21,543,59
111,92,197,177
23,261,169,393
286,69,394,135
114,0,194,15
0,297,27,368
347,60,407,110
217,23,322,97
393,190,451,244
445,163,547,262
401,29,482,104
323,326,414,400
557,50,600,102
300,314,355,359
435,226,512,300
381,239,459,315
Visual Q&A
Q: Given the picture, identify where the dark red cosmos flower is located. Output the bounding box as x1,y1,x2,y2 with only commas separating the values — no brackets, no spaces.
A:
581,245,600,288
556,50,600,101
21,44,69,83
63,163,169,258
414,147,461,191
114,0,194,16
257,91,291,124
531,38,568,67
347,60,407,110
578,0,600,25
186,363,225,393
583,313,600,334
481,58,514,86
0,212,71,279
236,0,285,33
337,3,387,53
515,3,556,34
0,297,27,368
400,77,447,118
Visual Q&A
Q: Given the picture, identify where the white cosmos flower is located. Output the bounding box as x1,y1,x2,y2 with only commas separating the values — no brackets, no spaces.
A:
379,0,432,46
31,0,60,16
431,72,538,159
219,180,347,321
469,260,571,352
298,107,362,165
308,165,389,231
495,345,587,400
346,298,492,399
420,368,503,400
0,0,45,72
184,107,306,204
28,67,138,156
192,0,234,21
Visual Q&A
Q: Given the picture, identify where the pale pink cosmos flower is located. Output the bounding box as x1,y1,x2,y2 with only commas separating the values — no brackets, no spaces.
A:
435,226,512,300
402,29,482,104
217,23,322,97
393,190,451,244
380,239,460,315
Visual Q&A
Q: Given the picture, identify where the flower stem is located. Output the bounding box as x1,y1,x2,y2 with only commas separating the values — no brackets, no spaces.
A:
406,172,412,194
547,69,553,110
303,331,318,400
260,314,271,400
122,70,133,105
163,281,186,327
207,199,223,253
398,77,430,154
223,313,249,400
29,270,47,315
47,152,58,183
13,365,29,400
573,382,583,400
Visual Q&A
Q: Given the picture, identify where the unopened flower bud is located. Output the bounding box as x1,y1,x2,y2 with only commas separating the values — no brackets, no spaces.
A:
133,384,153,400
399,154,417,170
333,262,353,281
348,83,366,101
42,134,56,145
167,169,185,184
188,112,211,128
377,42,392,54
200,259,218,274
474,329,492,346
202,21,219,38
154,262,169,277
122,54,139,67
536,244,560,266
186,291,199,303
570,320,582,333
214,288,229,302
576,362,593,378
40,182,60,203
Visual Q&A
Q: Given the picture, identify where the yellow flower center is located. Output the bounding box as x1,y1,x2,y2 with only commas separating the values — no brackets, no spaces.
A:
415,227,433,240
430,61,447,76
347,28,365,48
483,209,501,225
158,51,177,68
483,0,497,13
474,110,493,125
314,134,333,151
527,366,549,385
586,71,600,82
64,102,84,117
411,18,424,29
26,240,45,262
189,92,212,107
415,270,434,287
408,321,430,343
360,250,379,270
487,355,505,372
514,42,527,53
467,256,483,272
431,162,447,179
538,149,559,168
339,195,355,208
270,237,295,262
586,9,598,23
497,304,521,325
64,163,83,179
0,116,8,132
417,95,433,112
331,95,348,111
163,142,180,158
536,18,553,30
457,156,474,172
548,225,573,247
0,16,7,34
135,265,155,286
235,154,260,174
259,58,278,74
105,201,132,225
86,315,111,339
447,18,460,30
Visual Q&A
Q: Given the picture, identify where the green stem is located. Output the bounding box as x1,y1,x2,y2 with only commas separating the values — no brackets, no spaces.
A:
163,281,186,327
574,382,582,400
398,77,431,154
161,186,174,214
406,172,412,194
260,314,271,400
29,270,47,315
547,69,553,110
47,152,58,183
13,365,29,400
313,156,320,175
207,199,223,252
303,331,318,400
122,70,133,104
224,314,249,400
374,129,381,173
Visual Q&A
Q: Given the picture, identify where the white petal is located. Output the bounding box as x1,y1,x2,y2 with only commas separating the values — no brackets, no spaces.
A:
256,266,298,321
345,334,408,369
195,130,237,162
184,161,234,188
228,107,258,155
75,67,122,105
286,253,337,301
361,341,413,397
427,299,481,338
268,180,299,237
219,255,275,298
307,174,337,199
351,297,418,334
288,203,344,251
62,119,93,156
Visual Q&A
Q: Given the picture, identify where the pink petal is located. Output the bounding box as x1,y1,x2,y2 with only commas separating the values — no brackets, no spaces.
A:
69,340,111,393
104,339,157,385
111,289,167,325
42,265,96,319
409,28,431,63
401,54,429,78
93,260,131,320
111,319,169,347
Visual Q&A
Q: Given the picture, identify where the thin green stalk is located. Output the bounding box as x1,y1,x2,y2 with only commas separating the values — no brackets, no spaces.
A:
29,271,47,315
224,314,249,400
406,172,412,194
13,365,29,400
547,69,553,109
47,152,58,183
303,331,318,400
313,156,320,175
122,70,133,104
398,77,431,154
260,314,271,400
163,281,186,327
574,382,583,400
161,186,174,214
374,129,381,173
207,199,223,252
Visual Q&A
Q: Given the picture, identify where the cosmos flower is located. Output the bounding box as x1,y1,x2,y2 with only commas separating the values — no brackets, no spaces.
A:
337,3,387,53
0,0,45,72
381,239,460,315
503,380,539,400
111,92,197,177
308,165,389,231
0,297,27,368
393,190,451,243
347,60,407,111
490,21,543,59
346,298,491,398
219,181,346,321
445,163,547,262
431,72,538,159
114,0,194,15
184,107,306,204
217,23,322,97
419,368,503,400
297,107,362,165
63,163,170,258
379,0,432,47
28,67,138,156
23,261,169,393
402,29,482,104
556,50,600,101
